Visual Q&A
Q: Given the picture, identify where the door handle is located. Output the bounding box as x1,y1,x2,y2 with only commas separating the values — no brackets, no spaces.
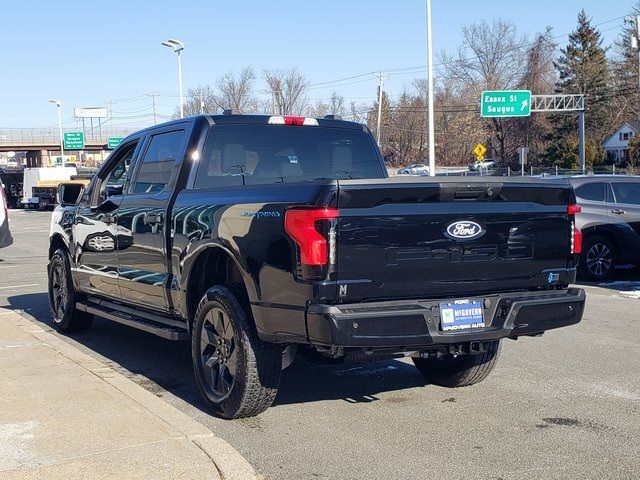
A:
143,213,163,225
611,209,626,215
103,213,117,225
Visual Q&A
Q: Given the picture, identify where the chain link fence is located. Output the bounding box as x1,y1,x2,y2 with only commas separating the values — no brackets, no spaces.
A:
389,165,630,177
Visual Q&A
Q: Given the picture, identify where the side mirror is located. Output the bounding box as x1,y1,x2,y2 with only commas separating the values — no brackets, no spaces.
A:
58,182,85,207
105,184,124,197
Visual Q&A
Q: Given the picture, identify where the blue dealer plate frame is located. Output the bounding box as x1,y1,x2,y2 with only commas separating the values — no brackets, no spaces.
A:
439,299,485,332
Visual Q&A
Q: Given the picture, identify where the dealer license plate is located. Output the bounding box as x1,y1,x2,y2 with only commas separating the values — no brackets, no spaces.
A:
439,299,485,331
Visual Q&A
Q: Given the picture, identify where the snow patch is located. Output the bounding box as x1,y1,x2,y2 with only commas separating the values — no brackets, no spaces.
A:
619,290,640,299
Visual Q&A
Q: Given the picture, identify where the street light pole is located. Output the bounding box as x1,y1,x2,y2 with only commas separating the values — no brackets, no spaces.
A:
426,0,436,177
177,49,184,118
49,99,65,167
162,39,185,118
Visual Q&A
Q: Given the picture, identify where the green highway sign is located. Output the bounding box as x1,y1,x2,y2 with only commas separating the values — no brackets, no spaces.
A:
481,90,531,118
107,137,124,149
63,132,85,150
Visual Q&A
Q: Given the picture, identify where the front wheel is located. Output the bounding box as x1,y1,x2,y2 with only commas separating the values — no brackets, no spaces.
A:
413,340,501,388
48,249,93,332
192,286,282,419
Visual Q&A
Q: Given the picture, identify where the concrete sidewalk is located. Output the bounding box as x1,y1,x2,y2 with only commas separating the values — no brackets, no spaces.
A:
0,309,257,480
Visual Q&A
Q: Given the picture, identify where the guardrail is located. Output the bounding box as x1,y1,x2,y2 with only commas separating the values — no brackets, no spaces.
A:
0,128,135,145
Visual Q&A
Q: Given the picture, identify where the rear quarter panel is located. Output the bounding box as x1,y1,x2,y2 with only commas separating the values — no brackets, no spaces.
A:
171,182,337,342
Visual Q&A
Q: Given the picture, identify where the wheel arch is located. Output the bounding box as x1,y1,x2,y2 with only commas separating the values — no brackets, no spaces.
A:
49,233,68,259
183,245,258,330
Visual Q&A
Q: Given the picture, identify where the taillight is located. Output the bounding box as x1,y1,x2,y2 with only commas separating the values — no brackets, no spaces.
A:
567,204,581,215
268,115,318,126
284,207,338,279
567,203,581,255
571,225,582,255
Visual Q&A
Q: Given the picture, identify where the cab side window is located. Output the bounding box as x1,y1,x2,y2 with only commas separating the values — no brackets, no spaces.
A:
130,130,184,194
96,142,137,204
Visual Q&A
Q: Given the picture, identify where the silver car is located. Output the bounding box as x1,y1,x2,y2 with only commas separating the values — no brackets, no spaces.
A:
569,176,640,281
398,164,429,175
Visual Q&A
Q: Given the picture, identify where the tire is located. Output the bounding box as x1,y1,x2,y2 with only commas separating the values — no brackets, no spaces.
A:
412,340,501,388
578,236,616,281
192,286,282,419
47,249,93,332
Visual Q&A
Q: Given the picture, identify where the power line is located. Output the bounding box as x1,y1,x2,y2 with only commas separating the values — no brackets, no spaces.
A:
304,13,628,89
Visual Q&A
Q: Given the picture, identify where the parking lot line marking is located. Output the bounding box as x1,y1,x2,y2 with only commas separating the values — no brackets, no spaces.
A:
0,283,41,290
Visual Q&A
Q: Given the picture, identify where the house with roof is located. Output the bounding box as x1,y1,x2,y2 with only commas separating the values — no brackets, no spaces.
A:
604,122,639,164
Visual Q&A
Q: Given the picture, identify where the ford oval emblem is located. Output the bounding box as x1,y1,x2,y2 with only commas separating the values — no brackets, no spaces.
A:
445,221,484,240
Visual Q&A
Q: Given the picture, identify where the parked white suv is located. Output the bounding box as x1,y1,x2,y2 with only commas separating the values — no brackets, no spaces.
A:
0,183,13,249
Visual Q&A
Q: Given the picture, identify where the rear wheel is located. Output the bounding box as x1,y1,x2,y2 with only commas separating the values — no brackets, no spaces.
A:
192,286,282,419
48,249,93,332
579,236,615,281
412,340,501,387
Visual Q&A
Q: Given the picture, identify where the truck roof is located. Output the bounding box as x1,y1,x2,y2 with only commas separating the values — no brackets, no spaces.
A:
132,113,367,136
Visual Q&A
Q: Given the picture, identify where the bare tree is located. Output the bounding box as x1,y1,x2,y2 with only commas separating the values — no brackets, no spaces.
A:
518,29,557,166
348,101,367,123
310,91,346,118
310,99,329,118
175,85,217,118
214,67,258,113
329,92,346,116
263,68,310,115
440,20,529,162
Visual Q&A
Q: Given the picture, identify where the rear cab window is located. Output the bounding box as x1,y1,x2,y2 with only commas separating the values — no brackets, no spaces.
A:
193,124,384,189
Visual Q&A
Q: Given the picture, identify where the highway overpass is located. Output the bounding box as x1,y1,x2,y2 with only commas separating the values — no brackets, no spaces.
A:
0,127,135,166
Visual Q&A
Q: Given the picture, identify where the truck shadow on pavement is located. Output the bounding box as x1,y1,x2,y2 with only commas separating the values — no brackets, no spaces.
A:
6,292,428,415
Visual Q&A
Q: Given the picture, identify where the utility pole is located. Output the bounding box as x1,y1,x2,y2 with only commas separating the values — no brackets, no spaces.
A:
374,71,387,146
105,100,115,128
148,92,159,125
578,110,586,172
636,16,640,122
426,0,436,176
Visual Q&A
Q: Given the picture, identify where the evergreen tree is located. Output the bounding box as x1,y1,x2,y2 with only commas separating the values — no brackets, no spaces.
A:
546,10,611,167
626,133,640,174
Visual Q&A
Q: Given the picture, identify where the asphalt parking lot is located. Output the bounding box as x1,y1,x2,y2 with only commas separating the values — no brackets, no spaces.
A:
1,209,639,480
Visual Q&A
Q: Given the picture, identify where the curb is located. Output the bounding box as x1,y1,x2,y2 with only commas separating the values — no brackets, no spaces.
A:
6,309,259,480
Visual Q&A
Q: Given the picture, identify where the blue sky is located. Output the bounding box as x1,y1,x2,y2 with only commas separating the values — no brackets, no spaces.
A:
0,0,634,128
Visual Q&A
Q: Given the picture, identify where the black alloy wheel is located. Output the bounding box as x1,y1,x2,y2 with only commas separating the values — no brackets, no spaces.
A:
199,306,238,400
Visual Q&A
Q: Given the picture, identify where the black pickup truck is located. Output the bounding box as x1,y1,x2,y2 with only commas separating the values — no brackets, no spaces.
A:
49,113,586,418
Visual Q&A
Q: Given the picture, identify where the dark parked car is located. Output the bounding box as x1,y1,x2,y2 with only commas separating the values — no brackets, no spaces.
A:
49,113,585,419
568,175,640,281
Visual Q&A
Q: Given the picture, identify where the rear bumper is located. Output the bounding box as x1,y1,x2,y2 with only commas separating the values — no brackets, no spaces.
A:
306,288,585,348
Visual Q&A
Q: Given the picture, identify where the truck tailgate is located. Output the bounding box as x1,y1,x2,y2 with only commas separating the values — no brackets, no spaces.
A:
335,178,575,303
